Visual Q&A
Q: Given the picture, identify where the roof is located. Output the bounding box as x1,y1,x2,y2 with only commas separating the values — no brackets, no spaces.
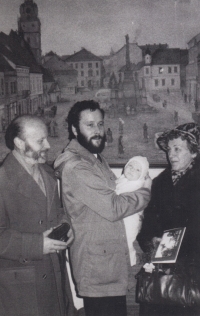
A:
0,54,15,72
61,55,71,61
65,48,102,62
139,43,168,56
152,48,187,65
0,30,42,74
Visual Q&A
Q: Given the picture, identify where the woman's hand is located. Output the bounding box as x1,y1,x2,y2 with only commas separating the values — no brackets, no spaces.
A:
143,174,152,190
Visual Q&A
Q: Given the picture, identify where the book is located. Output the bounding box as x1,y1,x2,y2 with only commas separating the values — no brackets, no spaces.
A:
151,227,186,264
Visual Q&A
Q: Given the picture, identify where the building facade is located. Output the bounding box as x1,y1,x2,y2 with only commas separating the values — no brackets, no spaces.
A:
138,48,188,93
64,48,103,89
186,33,200,104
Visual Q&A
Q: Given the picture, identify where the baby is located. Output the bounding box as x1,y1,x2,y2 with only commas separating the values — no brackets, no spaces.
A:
115,156,149,266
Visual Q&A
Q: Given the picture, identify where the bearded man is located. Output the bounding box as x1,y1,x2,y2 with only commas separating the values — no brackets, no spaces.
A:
0,115,75,316
54,100,152,316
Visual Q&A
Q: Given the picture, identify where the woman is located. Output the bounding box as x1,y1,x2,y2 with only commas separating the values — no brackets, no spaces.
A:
137,122,200,316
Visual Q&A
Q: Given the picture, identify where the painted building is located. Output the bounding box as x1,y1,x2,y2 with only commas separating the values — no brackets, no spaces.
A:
139,48,188,93
52,69,77,98
42,52,77,97
18,0,42,64
102,38,169,88
103,41,143,85
64,48,103,89
0,30,43,125
186,33,200,103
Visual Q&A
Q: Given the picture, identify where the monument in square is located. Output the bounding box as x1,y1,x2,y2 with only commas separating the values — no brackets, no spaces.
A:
108,34,155,115
121,34,138,113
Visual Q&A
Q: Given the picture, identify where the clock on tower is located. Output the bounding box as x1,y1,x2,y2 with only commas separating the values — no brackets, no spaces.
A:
18,0,41,64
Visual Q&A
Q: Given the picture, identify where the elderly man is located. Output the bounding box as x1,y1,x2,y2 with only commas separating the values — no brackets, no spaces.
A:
54,100,151,316
0,115,74,316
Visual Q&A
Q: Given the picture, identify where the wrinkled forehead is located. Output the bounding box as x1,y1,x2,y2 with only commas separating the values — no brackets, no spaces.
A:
80,109,103,122
23,120,48,138
168,137,189,149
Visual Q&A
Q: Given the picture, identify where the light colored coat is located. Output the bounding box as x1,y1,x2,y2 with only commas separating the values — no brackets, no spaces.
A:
54,139,151,298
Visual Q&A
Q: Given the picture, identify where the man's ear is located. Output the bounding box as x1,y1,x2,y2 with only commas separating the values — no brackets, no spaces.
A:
72,125,78,137
13,137,25,150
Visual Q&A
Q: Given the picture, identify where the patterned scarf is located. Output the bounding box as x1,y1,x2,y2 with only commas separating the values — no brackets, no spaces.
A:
171,160,195,185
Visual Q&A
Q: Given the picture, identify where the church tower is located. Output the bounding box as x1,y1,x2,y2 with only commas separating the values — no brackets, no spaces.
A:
18,0,41,64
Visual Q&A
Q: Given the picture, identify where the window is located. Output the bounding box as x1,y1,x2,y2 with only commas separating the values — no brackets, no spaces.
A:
88,69,93,76
162,79,165,86
71,63,73,68
168,67,172,73
81,71,84,77
145,67,149,75
1,79,4,95
81,80,84,86
96,70,99,76
75,63,78,69
88,63,92,68
159,67,163,74
171,78,175,86
5,82,9,95
10,82,17,94
155,79,159,87
81,63,83,69
96,63,99,68
174,66,178,73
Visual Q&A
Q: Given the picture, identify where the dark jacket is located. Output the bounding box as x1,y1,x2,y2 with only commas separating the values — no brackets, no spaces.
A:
0,153,74,316
137,155,200,265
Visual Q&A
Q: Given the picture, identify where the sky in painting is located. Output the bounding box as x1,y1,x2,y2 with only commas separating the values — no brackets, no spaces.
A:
1,0,200,56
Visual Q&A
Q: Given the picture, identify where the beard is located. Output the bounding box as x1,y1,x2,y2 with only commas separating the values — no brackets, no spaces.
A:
77,130,106,154
25,144,48,163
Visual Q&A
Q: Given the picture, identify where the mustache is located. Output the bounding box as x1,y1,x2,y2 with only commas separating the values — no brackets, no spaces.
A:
91,135,103,140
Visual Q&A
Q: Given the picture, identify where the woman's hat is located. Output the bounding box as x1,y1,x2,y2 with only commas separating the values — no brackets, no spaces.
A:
157,122,200,151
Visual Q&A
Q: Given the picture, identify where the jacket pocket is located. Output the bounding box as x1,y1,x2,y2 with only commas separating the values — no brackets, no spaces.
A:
0,266,39,316
85,240,125,286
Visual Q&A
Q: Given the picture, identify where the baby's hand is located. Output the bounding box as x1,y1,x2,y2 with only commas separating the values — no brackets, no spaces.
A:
143,174,152,190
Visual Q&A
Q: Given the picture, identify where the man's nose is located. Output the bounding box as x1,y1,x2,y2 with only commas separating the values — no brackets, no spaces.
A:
44,139,50,149
94,125,100,134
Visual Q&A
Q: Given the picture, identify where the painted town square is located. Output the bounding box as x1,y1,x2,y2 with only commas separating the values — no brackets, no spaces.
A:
0,87,194,166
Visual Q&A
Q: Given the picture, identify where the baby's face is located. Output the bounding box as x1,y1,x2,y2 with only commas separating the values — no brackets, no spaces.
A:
124,160,142,181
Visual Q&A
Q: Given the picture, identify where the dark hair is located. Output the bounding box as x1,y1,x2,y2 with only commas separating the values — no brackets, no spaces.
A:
166,131,198,154
5,115,44,150
67,100,105,140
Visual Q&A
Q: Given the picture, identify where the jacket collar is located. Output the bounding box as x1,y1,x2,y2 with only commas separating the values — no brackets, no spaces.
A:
3,153,56,212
